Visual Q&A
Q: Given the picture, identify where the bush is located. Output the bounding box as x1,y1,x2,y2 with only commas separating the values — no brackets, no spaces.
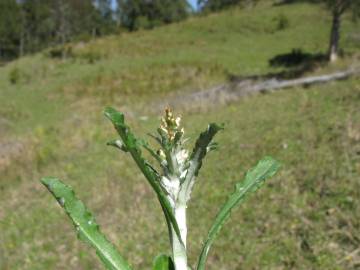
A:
9,67,21,85
274,13,290,31
47,45,73,59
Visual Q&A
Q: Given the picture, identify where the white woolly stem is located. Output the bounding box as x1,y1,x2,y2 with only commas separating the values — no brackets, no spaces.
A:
171,204,188,270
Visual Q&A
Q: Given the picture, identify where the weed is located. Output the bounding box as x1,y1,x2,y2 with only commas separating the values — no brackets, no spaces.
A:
274,14,290,31
9,67,21,84
41,108,280,270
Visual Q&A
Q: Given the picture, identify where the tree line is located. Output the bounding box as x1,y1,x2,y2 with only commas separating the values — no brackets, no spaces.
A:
0,0,358,62
0,0,115,61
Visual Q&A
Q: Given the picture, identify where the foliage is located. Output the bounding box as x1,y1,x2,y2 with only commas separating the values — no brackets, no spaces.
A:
41,107,279,270
0,0,21,60
152,254,174,270
323,0,360,17
8,67,21,84
283,0,360,60
196,157,280,270
41,177,132,270
0,0,194,61
0,0,116,61
198,0,259,12
322,0,360,60
117,0,191,31
273,13,290,31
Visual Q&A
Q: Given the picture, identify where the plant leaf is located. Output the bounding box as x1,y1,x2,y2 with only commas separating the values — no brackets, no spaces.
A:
41,177,132,270
107,139,128,152
152,254,175,270
104,107,183,247
188,123,224,177
178,123,223,203
142,143,164,165
196,157,280,270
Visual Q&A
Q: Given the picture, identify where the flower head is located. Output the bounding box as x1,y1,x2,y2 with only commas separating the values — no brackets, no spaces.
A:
160,107,184,141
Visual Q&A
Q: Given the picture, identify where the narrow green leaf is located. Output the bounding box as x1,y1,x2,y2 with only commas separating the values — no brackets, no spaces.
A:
189,123,224,177
152,254,175,270
104,107,184,247
196,157,280,270
41,177,132,270
178,123,223,203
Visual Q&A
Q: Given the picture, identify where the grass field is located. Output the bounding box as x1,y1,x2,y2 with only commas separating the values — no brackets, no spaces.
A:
1,2,360,270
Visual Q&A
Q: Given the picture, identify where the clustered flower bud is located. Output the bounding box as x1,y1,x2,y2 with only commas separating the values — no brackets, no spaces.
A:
160,108,184,141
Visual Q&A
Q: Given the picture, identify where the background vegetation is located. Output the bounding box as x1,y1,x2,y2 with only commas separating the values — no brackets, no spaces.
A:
0,1,360,270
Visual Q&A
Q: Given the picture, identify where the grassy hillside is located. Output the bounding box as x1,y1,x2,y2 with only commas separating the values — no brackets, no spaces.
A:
1,2,360,270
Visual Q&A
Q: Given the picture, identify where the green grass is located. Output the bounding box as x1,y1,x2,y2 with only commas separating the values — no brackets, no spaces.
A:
0,2,358,136
1,2,360,270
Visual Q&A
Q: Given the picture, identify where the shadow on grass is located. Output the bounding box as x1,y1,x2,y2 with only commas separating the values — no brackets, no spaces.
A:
269,49,326,68
227,49,327,82
272,0,321,6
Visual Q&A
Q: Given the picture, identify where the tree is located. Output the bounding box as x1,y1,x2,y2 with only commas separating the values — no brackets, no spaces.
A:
279,0,360,62
117,0,190,31
92,0,117,36
19,0,54,54
0,0,118,62
198,0,240,11
325,0,360,62
53,0,73,58
198,0,258,12
0,0,21,60
95,0,113,18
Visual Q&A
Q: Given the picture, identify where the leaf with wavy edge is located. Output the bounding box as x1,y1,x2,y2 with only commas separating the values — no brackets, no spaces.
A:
41,177,132,270
196,157,280,270
178,123,223,204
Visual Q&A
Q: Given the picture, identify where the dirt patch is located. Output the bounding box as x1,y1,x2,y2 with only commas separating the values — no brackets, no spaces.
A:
0,140,25,171
0,118,12,135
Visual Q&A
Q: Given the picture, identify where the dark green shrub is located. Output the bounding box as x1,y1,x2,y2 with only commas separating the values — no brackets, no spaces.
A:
9,67,21,84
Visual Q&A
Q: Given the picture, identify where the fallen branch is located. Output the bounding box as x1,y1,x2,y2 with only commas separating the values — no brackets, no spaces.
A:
249,68,360,93
158,67,360,111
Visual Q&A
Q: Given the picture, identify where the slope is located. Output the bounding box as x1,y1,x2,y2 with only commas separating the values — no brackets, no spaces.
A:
0,2,359,270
